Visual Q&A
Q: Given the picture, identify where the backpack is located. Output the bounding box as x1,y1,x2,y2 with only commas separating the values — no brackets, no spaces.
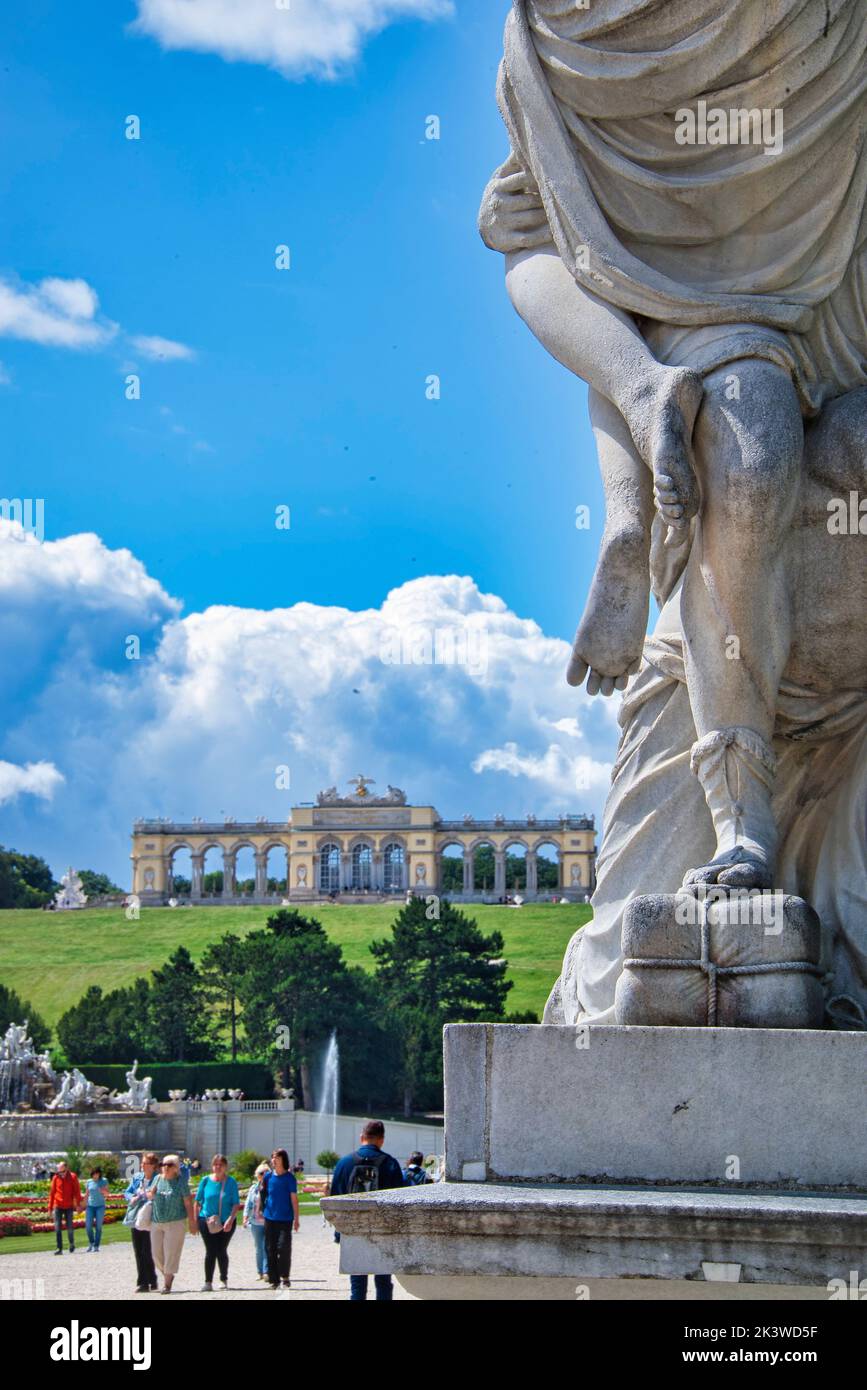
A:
347,1150,388,1194
405,1165,429,1186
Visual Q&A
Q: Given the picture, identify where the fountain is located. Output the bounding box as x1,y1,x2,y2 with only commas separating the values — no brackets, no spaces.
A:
0,1021,57,1112
317,1031,340,1153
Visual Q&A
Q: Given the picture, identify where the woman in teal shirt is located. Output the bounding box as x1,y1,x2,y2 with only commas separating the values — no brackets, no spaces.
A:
146,1155,196,1295
194,1154,241,1292
84,1166,108,1252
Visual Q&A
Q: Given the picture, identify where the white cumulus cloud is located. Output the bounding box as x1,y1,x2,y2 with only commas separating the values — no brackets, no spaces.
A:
0,533,616,883
0,759,64,806
130,0,454,79
129,334,196,362
0,276,115,350
0,274,194,363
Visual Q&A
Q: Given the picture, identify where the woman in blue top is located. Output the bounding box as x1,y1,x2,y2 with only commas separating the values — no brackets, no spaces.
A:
84,1167,108,1252
194,1154,241,1291
242,1161,270,1280
262,1148,299,1290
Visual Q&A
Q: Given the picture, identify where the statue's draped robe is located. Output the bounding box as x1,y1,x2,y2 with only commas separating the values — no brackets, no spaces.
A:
482,0,867,412
480,0,867,1024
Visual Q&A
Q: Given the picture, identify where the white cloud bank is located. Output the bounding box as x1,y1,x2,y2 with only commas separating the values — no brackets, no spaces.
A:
0,527,616,882
0,274,193,362
131,0,454,78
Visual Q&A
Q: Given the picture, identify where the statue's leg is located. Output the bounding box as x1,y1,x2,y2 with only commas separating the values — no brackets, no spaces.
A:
566,389,653,693
681,360,803,889
505,248,703,531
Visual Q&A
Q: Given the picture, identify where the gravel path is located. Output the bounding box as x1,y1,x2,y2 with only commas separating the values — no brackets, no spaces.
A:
0,1217,416,1301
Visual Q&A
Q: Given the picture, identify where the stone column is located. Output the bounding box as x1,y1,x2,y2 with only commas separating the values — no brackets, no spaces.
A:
222,850,235,899
494,851,506,897
191,853,204,900
372,850,384,893
254,852,267,898
341,851,352,892
164,857,174,897
463,849,473,896
526,851,538,895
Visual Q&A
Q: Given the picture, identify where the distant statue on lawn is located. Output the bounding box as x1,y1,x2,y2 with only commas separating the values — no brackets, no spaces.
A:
54,867,88,911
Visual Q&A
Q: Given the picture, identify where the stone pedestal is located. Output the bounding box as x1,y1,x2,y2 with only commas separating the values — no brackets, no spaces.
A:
324,1182,867,1301
614,893,824,1028
321,1024,867,1300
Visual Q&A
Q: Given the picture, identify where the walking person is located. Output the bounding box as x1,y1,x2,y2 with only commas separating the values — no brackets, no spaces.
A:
261,1149,299,1290
124,1152,159,1292
330,1120,406,1300
195,1154,241,1291
146,1154,196,1294
402,1151,433,1187
84,1166,108,1251
242,1162,270,1281
48,1160,82,1256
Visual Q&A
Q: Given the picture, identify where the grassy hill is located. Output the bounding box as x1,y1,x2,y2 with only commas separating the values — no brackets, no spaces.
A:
0,901,590,1034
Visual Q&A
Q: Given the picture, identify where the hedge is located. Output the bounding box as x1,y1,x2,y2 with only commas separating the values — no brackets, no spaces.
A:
67,1062,275,1100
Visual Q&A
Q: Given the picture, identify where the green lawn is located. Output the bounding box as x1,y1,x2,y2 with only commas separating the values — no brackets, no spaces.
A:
0,901,589,1031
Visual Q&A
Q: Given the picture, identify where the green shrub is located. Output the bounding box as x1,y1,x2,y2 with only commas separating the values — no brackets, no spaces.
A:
64,1061,275,1100
63,1146,88,1176
316,1149,339,1174
229,1150,265,1180
86,1153,121,1182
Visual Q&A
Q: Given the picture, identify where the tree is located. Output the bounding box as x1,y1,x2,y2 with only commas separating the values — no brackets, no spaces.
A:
371,896,512,1114
149,947,218,1062
237,910,363,1109
77,870,122,898
440,856,463,893
200,935,246,1061
57,979,155,1063
0,846,57,908
0,983,52,1050
316,1150,339,1189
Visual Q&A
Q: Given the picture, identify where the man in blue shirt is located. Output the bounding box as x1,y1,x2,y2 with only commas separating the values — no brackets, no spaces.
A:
330,1119,405,1301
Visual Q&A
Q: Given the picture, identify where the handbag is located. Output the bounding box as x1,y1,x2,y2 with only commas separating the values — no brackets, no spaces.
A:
206,1178,226,1234
134,1199,153,1231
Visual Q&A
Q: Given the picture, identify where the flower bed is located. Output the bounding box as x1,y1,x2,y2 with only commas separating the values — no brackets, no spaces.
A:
0,1193,127,1237
0,1215,32,1237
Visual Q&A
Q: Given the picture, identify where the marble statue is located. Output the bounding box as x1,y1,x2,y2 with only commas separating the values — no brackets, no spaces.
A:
54,867,88,910
117,1059,153,1111
47,1067,108,1111
481,1,867,1024
317,777,408,808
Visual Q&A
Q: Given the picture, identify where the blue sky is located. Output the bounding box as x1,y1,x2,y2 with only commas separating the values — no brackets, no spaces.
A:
0,1,615,885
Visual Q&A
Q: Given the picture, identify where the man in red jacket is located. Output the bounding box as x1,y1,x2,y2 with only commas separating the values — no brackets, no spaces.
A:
48,1161,82,1255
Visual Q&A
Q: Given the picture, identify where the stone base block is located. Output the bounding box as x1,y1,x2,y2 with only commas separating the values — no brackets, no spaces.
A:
614,893,824,1028
444,1024,866,1189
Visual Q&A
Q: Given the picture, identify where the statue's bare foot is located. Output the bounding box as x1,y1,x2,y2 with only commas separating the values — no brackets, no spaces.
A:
624,366,703,532
566,534,648,695
682,846,774,892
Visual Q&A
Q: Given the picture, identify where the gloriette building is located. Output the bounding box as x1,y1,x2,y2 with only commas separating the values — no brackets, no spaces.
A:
131,776,596,906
